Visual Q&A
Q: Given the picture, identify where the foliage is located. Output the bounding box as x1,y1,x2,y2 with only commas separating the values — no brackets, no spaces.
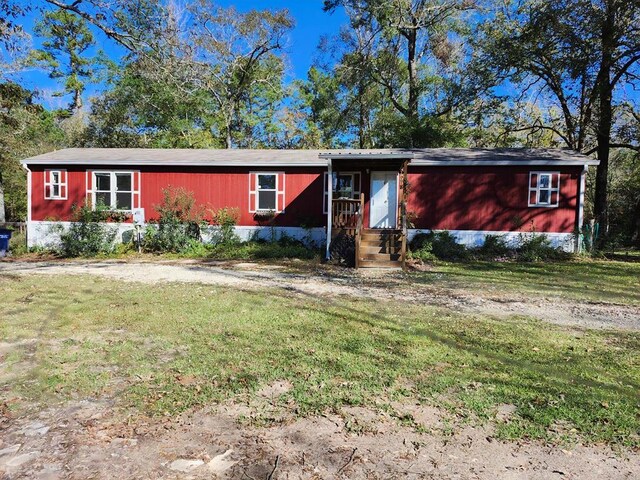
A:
142,187,206,253
410,231,469,261
0,82,66,222
476,0,640,231
0,0,28,68
410,231,572,263
407,241,435,262
7,227,26,255
516,234,570,263
83,60,221,148
30,8,104,114
321,0,488,148
58,202,117,257
210,207,240,245
475,234,511,259
209,240,318,261
605,150,640,247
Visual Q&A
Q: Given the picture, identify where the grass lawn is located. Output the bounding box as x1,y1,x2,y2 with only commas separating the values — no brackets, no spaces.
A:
1,274,639,448
412,259,640,306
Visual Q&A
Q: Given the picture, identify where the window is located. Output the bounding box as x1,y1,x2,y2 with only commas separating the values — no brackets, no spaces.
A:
90,171,137,211
249,172,285,213
257,173,277,210
44,170,67,200
529,172,560,207
323,171,361,213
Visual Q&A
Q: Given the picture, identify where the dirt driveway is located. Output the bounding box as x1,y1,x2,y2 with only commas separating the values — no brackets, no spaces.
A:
2,394,638,480
1,259,639,479
1,259,639,331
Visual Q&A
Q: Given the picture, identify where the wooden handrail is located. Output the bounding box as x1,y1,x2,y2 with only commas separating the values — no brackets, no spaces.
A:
355,193,364,268
332,198,362,229
400,159,409,271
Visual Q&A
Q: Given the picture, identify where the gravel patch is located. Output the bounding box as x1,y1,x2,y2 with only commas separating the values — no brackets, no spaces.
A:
1,259,639,331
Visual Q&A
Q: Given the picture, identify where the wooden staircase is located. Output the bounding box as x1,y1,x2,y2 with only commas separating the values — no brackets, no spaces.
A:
356,229,404,268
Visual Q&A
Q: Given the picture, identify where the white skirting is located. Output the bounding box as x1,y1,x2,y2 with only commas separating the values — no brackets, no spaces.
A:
26,221,576,253
407,229,577,252
26,221,326,249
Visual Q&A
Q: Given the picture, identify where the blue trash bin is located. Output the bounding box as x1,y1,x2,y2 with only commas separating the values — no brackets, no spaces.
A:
0,228,12,257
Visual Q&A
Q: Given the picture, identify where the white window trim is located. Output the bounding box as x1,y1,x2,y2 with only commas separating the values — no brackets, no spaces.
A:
323,171,361,214
249,171,285,213
88,170,139,212
44,169,67,200
528,171,560,208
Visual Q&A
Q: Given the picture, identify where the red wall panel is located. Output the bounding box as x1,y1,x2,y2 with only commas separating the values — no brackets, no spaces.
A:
139,166,326,226
28,163,582,233
29,165,326,227
406,166,581,233
31,167,87,221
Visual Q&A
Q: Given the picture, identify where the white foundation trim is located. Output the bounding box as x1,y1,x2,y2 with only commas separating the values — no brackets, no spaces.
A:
408,229,577,253
26,221,576,253
26,221,326,249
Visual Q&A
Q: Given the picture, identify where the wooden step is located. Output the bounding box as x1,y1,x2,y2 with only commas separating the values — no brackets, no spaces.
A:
360,253,401,261
356,228,404,269
360,238,401,248
363,228,402,233
358,259,403,268
361,230,401,239
360,245,401,255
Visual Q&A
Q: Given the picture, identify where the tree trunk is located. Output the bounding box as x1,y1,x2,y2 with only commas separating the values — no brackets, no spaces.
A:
73,88,83,113
225,112,233,149
0,170,5,223
633,198,640,248
358,81,366,149
406,27,419,147
593,4,615,244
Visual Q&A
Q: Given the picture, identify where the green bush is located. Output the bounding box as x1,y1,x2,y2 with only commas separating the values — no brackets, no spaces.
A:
143,187,205,253
209,241,318,260
8,229,28,256
409,231,469,261
408,241,436,262
58,203,117,257
517,234,570,262
210,207,240,245
476,234,511,259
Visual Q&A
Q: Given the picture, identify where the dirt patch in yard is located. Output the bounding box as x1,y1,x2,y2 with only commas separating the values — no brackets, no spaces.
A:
1,396,638,480
1,259,638,331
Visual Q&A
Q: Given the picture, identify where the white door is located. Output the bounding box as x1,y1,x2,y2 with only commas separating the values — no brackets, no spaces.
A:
370,172,397,228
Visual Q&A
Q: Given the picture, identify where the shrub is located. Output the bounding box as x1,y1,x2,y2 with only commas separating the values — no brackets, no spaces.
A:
210,207,240,245
277,232,307,248
476,235,511,259
209,241,318,260
143,188,206,253
8,229,28,256
59,203,117,257
409,231,469,261
408,240,435,262
409,232,432,251
517,234,570,262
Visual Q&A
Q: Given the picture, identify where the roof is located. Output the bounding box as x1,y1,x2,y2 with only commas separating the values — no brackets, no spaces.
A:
20,147,599,167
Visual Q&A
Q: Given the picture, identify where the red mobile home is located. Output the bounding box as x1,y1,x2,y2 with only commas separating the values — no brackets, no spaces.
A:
21,148,597,267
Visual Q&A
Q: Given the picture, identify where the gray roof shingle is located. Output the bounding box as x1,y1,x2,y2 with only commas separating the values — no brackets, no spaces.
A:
20,147,598,167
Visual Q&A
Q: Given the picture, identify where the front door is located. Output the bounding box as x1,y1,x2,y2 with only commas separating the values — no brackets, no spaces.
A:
370,171,397,228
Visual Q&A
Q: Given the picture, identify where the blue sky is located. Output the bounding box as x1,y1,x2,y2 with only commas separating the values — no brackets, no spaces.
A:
15,0,348,109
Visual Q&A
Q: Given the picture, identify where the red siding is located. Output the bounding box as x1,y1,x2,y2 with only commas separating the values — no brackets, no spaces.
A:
31,168,87,221
30,165,326,227
29,163,582,233
406,166,581,233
